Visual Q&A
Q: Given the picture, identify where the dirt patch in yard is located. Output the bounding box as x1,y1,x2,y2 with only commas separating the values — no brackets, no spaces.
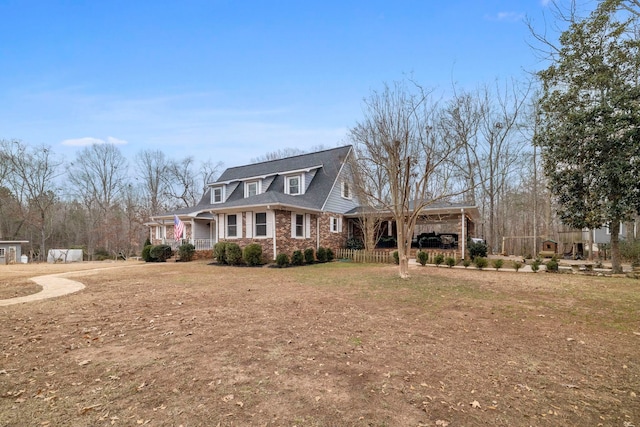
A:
0,261,638,426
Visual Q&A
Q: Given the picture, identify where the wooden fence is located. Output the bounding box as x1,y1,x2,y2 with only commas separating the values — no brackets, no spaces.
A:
335,249,395,264
335,248,459,264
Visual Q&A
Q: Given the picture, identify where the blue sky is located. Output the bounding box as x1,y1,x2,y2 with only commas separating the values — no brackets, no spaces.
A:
0,0,567,167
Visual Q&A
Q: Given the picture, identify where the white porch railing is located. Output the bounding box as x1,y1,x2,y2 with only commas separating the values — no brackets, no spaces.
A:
164,239,214,251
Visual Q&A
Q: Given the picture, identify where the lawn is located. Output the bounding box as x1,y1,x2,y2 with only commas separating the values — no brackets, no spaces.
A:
0,260,639,426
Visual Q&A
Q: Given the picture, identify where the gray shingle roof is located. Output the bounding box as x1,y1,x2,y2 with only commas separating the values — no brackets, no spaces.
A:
154,145,353,218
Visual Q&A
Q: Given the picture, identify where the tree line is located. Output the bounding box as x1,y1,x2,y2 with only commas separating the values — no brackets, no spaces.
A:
0,140,222,260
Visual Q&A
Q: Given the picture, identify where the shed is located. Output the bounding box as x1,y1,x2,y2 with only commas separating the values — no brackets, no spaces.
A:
0,241,29,264
539,239,558,258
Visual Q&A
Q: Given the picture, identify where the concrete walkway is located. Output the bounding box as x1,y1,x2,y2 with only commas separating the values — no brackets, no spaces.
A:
0,273,86,307
0,263,147,307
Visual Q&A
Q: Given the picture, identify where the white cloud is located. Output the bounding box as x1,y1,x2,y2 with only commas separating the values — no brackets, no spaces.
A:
61,136,129,146
486,11,525,22
540,0,552,6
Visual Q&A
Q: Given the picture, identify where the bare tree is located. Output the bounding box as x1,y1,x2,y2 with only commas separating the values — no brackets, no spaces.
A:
68,143,129,257
1,140,63,260
350,79,466,278
163,156,201,209
135,149,169,216
199,159,224,193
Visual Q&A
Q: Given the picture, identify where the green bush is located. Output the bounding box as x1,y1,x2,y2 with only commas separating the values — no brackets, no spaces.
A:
150,244,172,262
275,253,290,267
142,245,153,262
531,259,541,273
291,250,304,266
468,240,488,260
462,259,472,268
417,251,428,266
304,248,315,264
326,248,335,262
243,243,263,266
213,242,228,264
546,258,559,273
392,251,399,264
345,238,364,250
513,261,523,272
474,257,488,270
434,253,445,267
225,243,243,265
178,243,196,262
445,257,456,268
316,247,328,263
492,259,504,270
144,237,151,247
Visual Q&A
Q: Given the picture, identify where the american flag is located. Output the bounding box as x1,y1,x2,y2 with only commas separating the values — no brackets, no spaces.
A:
174,215,185,240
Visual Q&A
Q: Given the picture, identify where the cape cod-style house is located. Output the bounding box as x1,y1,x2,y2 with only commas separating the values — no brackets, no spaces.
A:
147,145,358,260
148,145,481,261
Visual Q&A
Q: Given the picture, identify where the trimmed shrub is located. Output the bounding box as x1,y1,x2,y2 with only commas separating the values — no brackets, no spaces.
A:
142,245,153,262
276,253,290,267
316,247,328,263
417,251,428,266
304,248,315,264
513,261,523,272
434,253,445,267
326,248,335,262
144,237,151,247
462,259,472,268
243,243,263,266
468,240,488,260
225,243,243,265
392,251,399,265
291,250,304,266
474,257,488,270
213,242,228,264
178,243,195,262
345,238,364,250
150,244,172,262
531,259,541,273
492,259,504,270
546,258,559,273
445,257,456,268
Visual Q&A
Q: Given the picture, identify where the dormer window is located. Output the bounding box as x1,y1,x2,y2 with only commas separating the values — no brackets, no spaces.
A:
285,175,303,195
211,186,224,204
245,180,261,198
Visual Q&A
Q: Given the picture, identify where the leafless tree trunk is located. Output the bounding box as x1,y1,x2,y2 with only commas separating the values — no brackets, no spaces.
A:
350,79,466,278
1,140,62,260
68,143,129,256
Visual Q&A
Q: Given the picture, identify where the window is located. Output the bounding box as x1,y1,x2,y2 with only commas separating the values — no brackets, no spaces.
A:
0,248,4,257
295,214,304,237
330,217,342,233
341,181,351,199
286,175,301,195
255,212,267,237
227,214,237,237
245,181,260,198
212,187,224,203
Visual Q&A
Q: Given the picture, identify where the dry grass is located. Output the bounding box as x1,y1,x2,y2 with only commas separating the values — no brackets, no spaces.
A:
0,260,639,426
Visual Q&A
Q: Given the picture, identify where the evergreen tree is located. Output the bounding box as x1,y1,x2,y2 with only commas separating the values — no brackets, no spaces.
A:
535,0,640,273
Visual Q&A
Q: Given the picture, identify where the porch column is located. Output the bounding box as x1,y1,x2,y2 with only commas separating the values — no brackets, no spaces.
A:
461,209,466,260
